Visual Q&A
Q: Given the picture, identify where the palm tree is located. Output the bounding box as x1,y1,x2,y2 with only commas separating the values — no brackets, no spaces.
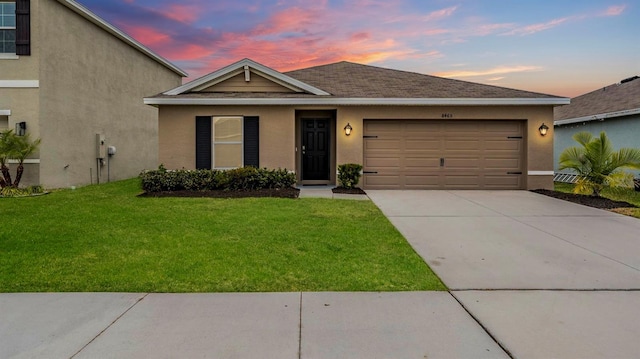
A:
12,133,41,188
559,131,640,197
0,130,17,188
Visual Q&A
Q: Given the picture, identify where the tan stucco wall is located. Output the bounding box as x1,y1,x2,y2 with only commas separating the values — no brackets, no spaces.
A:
158,104,555,189
35,0,182,188
159,106,296,170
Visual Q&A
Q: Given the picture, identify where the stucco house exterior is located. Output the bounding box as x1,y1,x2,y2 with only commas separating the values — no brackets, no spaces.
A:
145,59,569,190
554,76,640,177
0,0,186,188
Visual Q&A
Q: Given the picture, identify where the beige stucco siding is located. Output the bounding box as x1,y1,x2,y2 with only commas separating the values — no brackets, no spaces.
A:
159,106,296,170
158,104,555,189
202,73,295,93
36,0,182,188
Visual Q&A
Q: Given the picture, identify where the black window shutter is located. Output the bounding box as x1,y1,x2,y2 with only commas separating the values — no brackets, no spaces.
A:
243,116,259,168
15,0,31,56
195,116,212,169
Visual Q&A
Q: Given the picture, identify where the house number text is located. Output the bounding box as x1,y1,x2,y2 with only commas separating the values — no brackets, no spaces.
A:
441,113,454,118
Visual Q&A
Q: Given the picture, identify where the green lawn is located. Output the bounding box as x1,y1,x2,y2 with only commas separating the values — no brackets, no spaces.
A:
554,182,640,218
0,179,445,292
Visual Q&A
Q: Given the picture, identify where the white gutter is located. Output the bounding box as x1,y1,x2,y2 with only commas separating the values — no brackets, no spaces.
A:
0,80,39,88
144,97,570,106
554,107,640,126
56,0,188,77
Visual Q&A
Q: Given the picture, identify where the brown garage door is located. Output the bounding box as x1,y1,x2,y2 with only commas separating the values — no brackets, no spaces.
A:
363,120,525,189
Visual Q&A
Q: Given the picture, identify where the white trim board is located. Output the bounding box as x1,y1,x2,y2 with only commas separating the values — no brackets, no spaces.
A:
554,108,640,126
145,97,570,106
528,171,554,176
8,159,40,164
0,110,10,116
0,80,39,88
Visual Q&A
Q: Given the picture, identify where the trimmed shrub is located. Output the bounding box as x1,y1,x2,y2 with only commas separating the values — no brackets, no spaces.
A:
337,163,363,189
140,167,295,193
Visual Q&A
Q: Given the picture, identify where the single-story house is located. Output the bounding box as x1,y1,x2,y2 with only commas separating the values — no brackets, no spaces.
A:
0,0,186,188
145,58,569,190
554,76,640,177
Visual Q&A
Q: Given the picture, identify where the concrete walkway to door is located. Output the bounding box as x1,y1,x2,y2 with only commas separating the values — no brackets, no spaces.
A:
368,190,640,358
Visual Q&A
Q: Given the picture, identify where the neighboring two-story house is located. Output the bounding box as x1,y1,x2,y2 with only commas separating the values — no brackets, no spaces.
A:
0,0,186,188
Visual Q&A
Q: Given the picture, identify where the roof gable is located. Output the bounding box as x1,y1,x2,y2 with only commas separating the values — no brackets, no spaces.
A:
554,76,640,123
163,59,330,96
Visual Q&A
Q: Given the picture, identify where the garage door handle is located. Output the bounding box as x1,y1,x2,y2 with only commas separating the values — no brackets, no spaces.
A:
507,172,523,175
440,158,445,167
363,171,378,174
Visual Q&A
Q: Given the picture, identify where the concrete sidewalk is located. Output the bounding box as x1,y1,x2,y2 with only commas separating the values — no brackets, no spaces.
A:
1,292,507,359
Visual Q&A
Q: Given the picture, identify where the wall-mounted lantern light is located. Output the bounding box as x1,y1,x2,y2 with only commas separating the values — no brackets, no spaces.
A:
344,123,353,136
15,122,26,136
538,123,549,136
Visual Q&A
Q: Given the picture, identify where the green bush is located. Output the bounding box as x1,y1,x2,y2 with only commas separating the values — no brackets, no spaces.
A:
140,166,295,193
337,163,363,189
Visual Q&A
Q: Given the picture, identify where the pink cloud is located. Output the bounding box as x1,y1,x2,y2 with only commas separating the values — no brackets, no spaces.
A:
602,5,626,16
163,5,200,23
125,26,171,46
503,17,570,36
435,65,543,78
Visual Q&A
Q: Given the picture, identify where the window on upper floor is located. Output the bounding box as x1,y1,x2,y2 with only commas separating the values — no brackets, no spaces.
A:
0,2,16,54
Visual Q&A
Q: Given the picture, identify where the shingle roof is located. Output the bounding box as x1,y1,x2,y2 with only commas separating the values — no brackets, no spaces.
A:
555,76,640,121
284,61,560,99
146,59,569,105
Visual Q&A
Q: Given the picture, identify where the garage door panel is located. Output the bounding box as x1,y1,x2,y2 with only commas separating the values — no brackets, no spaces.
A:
405,157,441,168
363,120,525,190
484,175,522,189
444,140,480,150
484,158,521,170
405,139,440,150
365,139,402,150
444,158,481,169
485,140,522,151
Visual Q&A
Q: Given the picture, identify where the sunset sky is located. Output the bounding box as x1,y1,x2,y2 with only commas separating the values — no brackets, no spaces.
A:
77,0,639,97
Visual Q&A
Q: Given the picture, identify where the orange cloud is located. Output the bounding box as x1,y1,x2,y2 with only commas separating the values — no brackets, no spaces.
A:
435,65,542,78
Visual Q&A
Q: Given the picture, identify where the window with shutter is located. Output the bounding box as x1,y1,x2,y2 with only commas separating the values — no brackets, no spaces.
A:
195,116,260,169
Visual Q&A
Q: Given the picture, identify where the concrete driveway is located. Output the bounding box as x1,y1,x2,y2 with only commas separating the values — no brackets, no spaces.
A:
368,190,640,358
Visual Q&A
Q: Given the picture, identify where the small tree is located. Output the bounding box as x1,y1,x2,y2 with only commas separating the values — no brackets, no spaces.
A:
0,129,41,188
559,131,640,197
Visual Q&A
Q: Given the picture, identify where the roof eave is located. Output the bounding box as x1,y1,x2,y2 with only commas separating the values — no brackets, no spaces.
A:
56,0,188,77
554,107,640,126
144,97,571,106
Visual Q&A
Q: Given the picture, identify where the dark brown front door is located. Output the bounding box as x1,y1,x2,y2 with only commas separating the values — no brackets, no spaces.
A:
302,118,330,180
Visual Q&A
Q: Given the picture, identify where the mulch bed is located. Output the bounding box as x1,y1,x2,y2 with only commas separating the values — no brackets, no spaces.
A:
332,187,367,195
139,188,300,199
531,189,636,210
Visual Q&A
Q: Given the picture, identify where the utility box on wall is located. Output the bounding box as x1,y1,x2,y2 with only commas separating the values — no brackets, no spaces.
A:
96,134,106,159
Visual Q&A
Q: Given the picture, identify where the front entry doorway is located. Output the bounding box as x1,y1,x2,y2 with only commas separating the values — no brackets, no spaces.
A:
296,110,336,185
